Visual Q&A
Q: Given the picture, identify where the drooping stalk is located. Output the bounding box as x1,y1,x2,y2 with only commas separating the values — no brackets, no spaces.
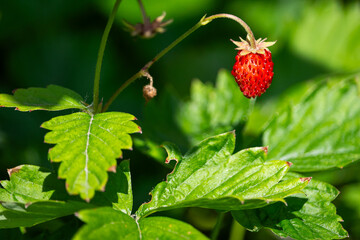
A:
92,0,122,113
102,13,256,112
205,13,256,48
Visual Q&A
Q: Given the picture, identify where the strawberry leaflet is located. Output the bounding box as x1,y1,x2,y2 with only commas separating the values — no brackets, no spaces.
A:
136,132,310,218
0,85,86,111
41,112,140,201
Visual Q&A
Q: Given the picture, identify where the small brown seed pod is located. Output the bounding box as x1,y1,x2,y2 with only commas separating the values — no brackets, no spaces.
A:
143,84,157,102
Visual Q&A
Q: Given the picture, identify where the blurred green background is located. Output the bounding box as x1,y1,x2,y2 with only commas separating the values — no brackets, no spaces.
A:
1,0,360,239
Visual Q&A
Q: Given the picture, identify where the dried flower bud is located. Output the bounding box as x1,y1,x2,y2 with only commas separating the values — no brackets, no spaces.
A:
123,12,172,39
143,84,157,102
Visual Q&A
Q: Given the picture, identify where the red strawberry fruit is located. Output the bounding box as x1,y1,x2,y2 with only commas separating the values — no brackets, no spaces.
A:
231,37,276,98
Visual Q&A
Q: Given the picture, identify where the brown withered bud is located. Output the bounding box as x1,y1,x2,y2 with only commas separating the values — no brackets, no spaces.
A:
123,12,172,39
143,84,157,102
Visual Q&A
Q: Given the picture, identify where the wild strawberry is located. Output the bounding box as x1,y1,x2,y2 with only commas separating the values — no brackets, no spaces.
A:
231,37,276,98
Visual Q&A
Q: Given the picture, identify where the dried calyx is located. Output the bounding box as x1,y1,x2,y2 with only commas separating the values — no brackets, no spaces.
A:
231,36,276,55
123,12,173,38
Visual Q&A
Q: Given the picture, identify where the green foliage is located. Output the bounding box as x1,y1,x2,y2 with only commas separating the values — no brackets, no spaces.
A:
176,70,251,145
41,112,140,201
139,217,209,240
0,161,133,229
264,74,360,172
290,0,360,71
232,173,348,240
73,207,139,240
136,132,309,218
92,160,133,215
0,165,89,228
74,207,209,240
0,85,86,111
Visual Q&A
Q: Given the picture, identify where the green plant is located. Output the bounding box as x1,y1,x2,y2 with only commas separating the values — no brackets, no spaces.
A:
1,1,359,239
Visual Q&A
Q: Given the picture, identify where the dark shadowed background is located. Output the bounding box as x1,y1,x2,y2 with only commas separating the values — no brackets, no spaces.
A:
0,0,360,239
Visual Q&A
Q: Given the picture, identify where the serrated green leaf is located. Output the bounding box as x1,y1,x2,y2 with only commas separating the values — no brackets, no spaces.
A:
74,207,139,240
41,112,140,201
133,137,167,165
0,85,86,111
134,89,187,165
176,70,250,145
0,165,56,203
162,142,182,163
112,160,133,215
136,132,310,218
0,201,89,229
139,217,209,240
74,207,209,240
0,165,89,228
92,160,133,215
264,74,360,172
232,173,348,240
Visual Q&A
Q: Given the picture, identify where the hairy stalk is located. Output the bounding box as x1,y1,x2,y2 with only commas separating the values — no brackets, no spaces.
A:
102,13,256,112
211,212,226,240
205,13,256,48
93,0,122,113
137,0,150,26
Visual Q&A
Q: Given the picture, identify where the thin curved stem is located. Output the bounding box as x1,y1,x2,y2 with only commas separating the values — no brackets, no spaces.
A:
137,0,150,26
93,0,122,113
205,13,256,48
102,13,256,112
211,212,226,240
102,18,204,112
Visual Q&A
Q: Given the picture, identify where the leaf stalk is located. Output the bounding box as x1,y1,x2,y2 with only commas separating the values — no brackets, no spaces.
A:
93,0,122,113
211,212,226,240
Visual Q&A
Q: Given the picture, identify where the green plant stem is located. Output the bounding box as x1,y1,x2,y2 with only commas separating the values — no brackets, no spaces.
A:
211,212,226,240
102,13,256,112
137,0,150,26
229,219,246,240
93,0,122,113
102,16,204,112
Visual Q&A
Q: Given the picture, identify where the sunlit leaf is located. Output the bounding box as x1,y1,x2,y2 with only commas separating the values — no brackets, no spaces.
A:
264,74,360,171
136,132,310,218
92,160,133,215
232,173,348,240
0,165,89,228
74,207,208,240
41,112,140,201
176,70,251,146
139,216,209,240
0,85,86,111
